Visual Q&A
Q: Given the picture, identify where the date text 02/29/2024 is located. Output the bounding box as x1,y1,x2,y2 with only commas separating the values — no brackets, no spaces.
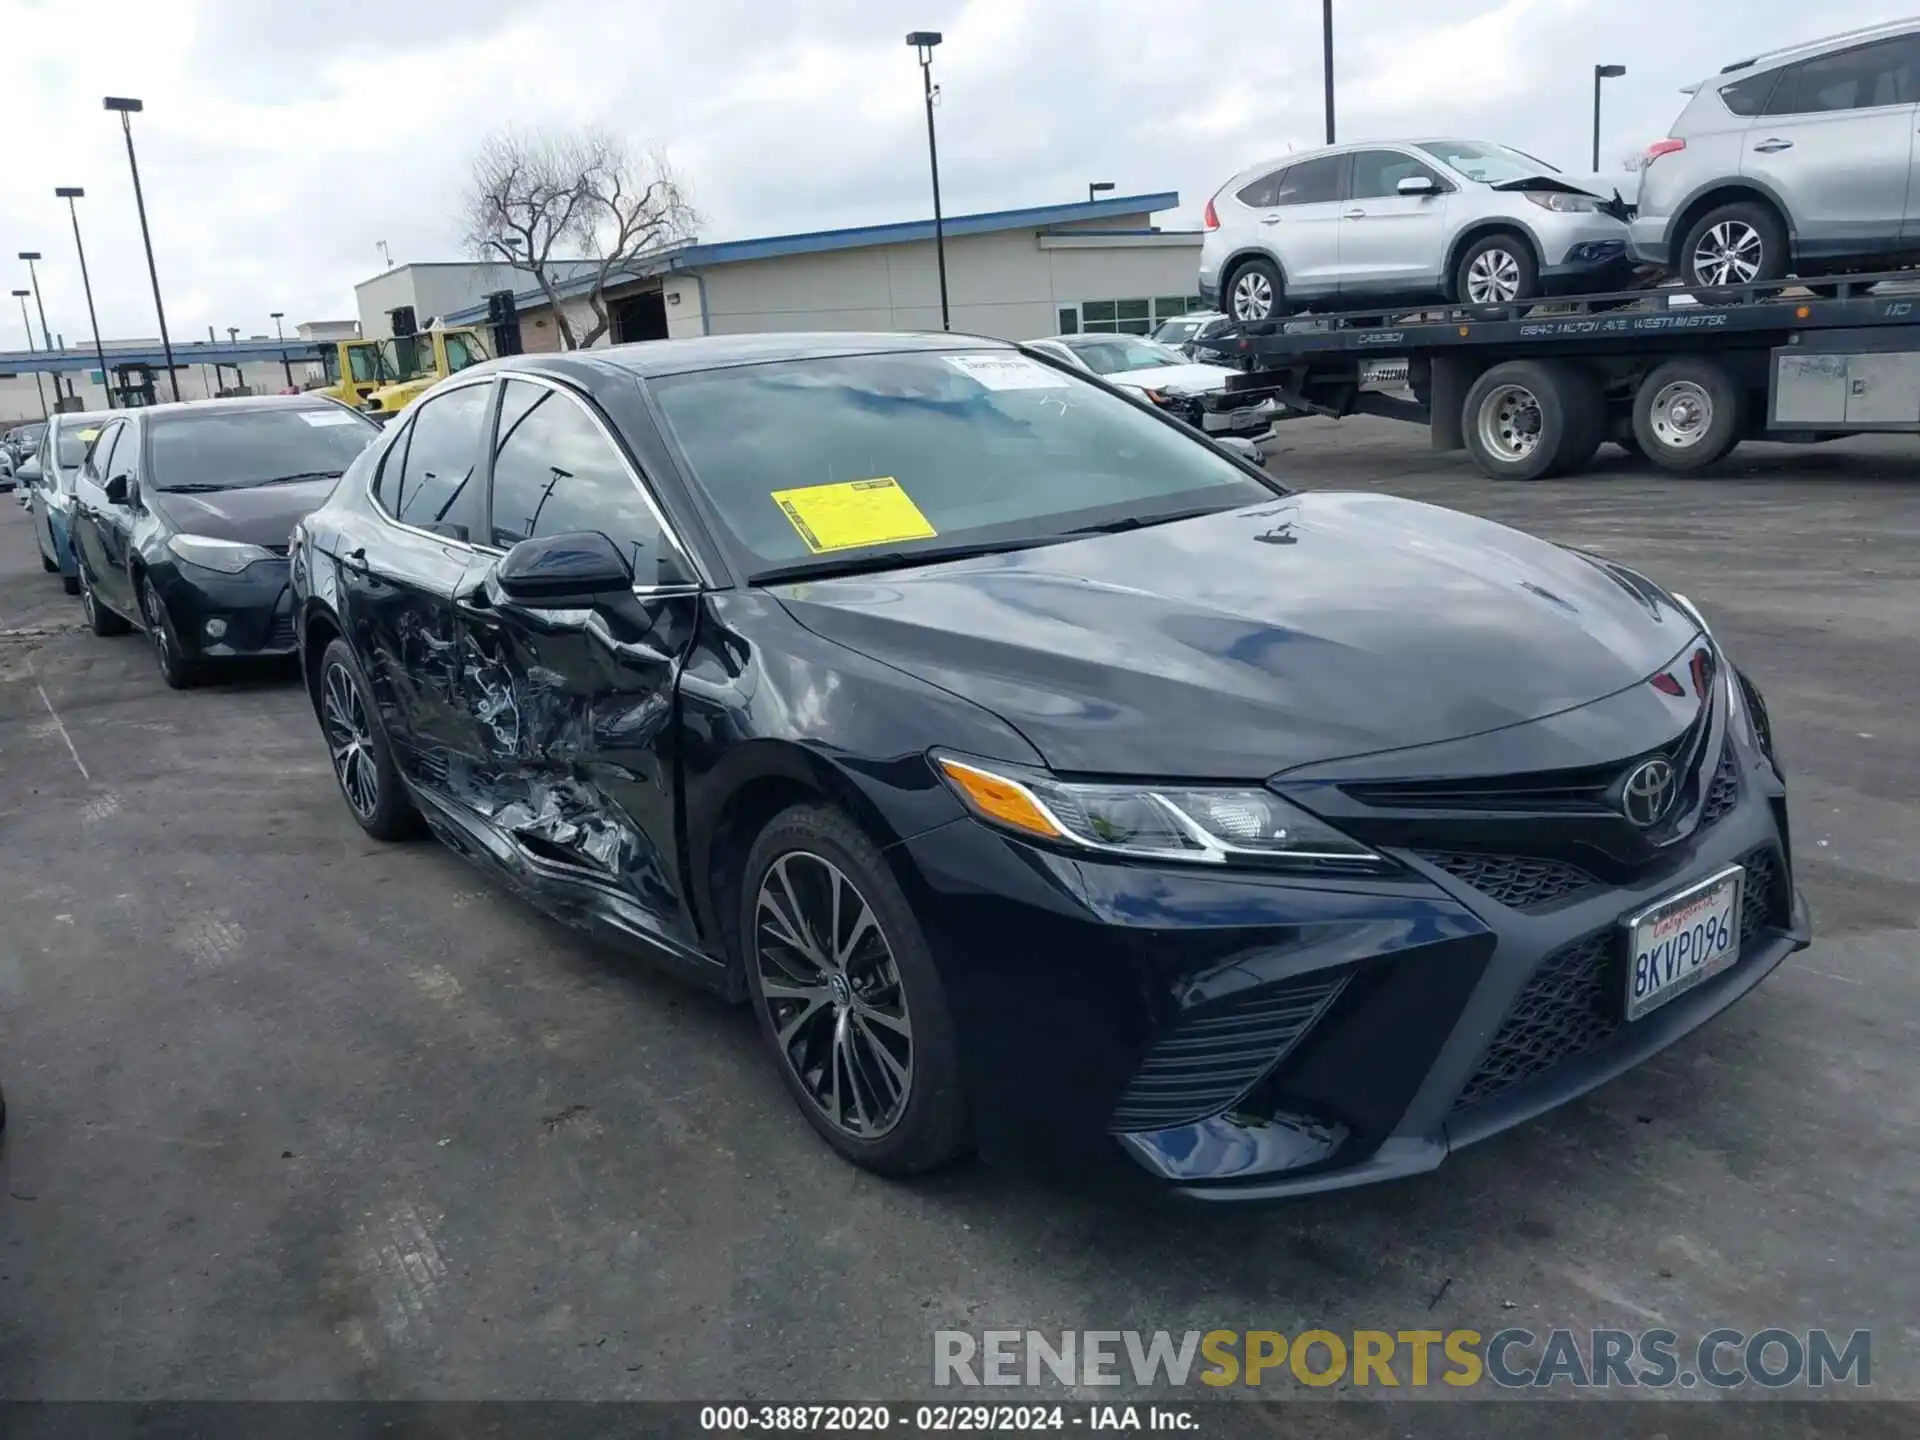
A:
697,1404,1195,1432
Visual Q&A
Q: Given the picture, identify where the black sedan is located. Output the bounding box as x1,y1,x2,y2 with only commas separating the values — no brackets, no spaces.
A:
289,334,1808,1197
70,395,382,687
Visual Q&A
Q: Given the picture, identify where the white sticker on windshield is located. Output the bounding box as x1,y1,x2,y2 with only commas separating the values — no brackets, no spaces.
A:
300,410,364,427
944,353,1072,391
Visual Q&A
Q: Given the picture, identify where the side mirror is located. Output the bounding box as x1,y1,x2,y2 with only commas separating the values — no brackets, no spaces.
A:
104,474,131,506
494,530,633,606
1396,175,1439,197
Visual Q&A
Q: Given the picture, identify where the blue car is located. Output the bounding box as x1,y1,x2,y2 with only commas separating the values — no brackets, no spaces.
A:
25,412,113,595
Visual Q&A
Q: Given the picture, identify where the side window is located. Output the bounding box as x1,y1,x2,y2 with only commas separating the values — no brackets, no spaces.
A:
376,382,490,530
348,347,381,384
444,333,485,373
1348,149,1445,199
1272,154,1346,206
1766,38,1920,115
1235,169,1286,208
487,377,690,584
88,422,124,480
1719,70,1781,117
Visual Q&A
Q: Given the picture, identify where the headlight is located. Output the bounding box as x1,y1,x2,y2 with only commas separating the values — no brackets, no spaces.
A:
167,534,278,573
1524,190,1601,213
933,753,1384,867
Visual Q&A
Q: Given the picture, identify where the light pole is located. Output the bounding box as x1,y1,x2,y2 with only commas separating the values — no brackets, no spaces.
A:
12,289,48,420
1593,64,1627,172
1322,0,1336,144
1088,181,1115,204
18,252,53,352
55,187,114,409
271,311,294,388
104,96,180,401
906,30,950,331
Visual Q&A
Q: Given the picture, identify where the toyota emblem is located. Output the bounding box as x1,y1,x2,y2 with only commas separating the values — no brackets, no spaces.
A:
1620,758,1677,828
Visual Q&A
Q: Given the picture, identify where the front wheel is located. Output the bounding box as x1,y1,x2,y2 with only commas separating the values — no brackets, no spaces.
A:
1632,358,1743,472
1453,232,1539,305
138,575,197,688
741,803,970,1177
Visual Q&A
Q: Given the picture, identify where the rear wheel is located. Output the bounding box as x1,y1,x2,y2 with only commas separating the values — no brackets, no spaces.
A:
78,560,131,637
1225,257,1285,322
318,638,420,841
742,803,970,1177
1632,358,1743,472
1461,359,1591,481
1681,201,1787,288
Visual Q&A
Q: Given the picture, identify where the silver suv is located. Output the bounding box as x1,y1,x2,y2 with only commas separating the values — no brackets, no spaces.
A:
1198,139,1634,319
1630,20,1920,286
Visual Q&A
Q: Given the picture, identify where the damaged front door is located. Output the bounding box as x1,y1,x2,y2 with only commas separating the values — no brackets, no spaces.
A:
450,376,704,953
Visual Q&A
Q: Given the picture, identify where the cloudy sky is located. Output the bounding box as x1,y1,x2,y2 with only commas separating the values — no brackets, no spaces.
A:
0,0,1908,346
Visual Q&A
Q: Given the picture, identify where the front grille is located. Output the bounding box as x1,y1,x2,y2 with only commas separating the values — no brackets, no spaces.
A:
268,614,296,647
1699,742,1740,828
1109,973,1348,1132
1420,852,1598,910
1452,846,1784,1112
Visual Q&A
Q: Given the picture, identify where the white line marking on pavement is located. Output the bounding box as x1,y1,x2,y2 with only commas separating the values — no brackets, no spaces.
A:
35,683,90,781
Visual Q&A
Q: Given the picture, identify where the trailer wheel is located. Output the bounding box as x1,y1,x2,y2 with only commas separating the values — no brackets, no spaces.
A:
1461,360,1587,481
1632,358,1742,472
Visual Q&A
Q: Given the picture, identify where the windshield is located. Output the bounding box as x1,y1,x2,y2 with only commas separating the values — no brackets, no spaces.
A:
649,349,1275,578
347,344,387,384
377,337,436,382
1417,140,1560,184
1064,337,1189,375
147,407,381,491
443,331,488,373
1151,319,1203,343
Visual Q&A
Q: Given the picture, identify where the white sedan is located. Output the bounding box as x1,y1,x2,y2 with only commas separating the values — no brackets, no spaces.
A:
1025,334,1274,439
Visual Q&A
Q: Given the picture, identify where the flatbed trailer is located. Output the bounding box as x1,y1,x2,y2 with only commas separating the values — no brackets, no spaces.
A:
1205,271,1920,480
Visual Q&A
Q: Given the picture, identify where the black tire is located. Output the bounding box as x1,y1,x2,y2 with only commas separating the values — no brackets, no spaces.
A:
1224,256,1286,322
1452,231,1540,306
1632,358,1743,473
40,550,58,573
1461,359,1586,481
61,570,79,596
317,637,421,841
1552,363,1607,476
1680,201,1788,289
741,802,970,1177
78,560,132,637
138,574,198,688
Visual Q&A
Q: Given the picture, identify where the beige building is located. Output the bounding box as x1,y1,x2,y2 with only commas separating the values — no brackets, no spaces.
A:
429,190,1205,351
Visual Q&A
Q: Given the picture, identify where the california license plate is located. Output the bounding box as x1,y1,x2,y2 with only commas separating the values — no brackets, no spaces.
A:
1624,865,1745,1021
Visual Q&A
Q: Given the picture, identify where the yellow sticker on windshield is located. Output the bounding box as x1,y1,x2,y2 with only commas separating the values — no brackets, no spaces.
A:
771,477,937,554
77,429,100,441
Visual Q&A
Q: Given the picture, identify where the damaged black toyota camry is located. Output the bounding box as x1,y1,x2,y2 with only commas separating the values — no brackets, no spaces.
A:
289,334,1807,1198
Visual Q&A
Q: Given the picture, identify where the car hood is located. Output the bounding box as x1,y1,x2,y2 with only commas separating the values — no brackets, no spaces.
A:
1491,171,1637,221
148,477,338,550
1103,363,1238,397
775,492,1700,778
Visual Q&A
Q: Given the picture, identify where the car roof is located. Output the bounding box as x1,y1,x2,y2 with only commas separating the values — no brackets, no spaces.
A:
1708,17,1920,81
1236,137,1502,179
466,331,1012,386
129,393,366,423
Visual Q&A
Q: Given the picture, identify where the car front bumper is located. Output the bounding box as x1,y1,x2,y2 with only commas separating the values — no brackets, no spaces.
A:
150,557,298,660
894,737,1805,1200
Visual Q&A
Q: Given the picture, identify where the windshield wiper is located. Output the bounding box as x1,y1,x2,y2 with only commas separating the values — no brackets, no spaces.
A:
750,536,1058,586
1061,505,1226,537
155,483,231,494
252,470,345,487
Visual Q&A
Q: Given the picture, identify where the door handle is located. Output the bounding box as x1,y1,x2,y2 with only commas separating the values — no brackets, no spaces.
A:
1343,208,1366,219
1752,138,1793,153
1258,215,1282,225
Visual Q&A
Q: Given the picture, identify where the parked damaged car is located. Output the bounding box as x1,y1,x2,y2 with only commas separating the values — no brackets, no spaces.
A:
1025,333,1276,439
291,333,1806,1198
68,395,382,687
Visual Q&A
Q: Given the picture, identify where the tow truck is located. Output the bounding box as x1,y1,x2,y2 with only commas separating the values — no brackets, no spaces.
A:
1206,271,1920,480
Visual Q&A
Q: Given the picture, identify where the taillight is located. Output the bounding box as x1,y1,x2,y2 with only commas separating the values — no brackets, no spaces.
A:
1645,137,1686,165
1203,196,1220,230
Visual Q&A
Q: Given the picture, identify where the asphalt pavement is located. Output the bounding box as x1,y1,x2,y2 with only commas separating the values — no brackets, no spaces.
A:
0,422,1916,1417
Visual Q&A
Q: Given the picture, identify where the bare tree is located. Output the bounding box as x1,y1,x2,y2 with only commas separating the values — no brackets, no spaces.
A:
463,127,697,350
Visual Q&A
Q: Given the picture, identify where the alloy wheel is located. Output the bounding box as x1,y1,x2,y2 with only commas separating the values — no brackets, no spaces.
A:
321,661,380,819
1230,269,1274,321
1691,221,1762,286
753,851,913,1139
1648,379,1713,450
141,580,174,677
1466,247,1523,303
1476,383,1544,461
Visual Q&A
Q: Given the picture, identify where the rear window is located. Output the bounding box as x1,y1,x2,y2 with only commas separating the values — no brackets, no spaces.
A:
649,349,1274,575
56,423,109,469
1719,70,1780,116
147,406,381,492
